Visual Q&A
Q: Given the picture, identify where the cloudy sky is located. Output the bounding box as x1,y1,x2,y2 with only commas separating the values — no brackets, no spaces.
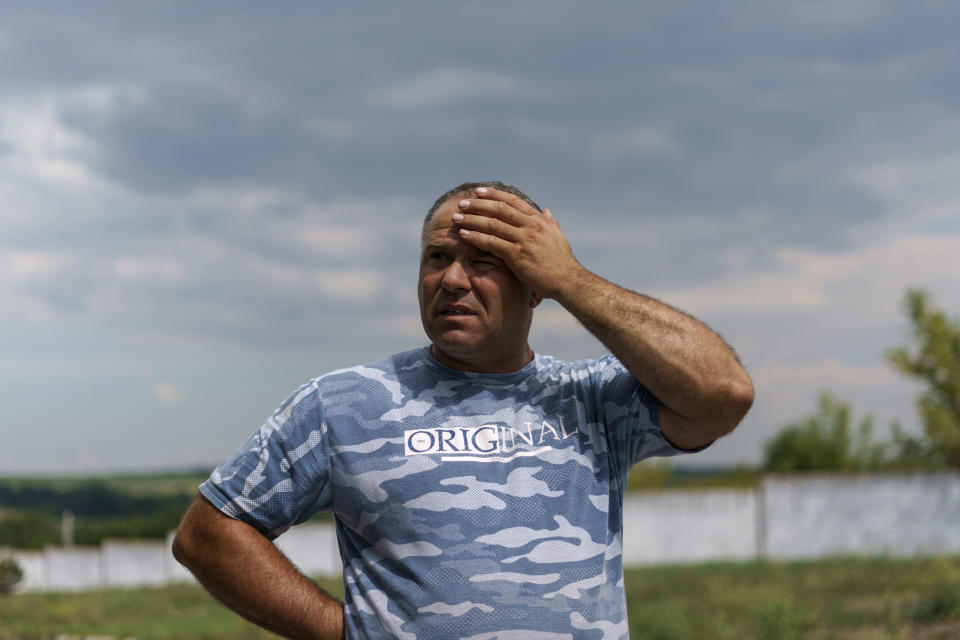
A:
2,1,958,474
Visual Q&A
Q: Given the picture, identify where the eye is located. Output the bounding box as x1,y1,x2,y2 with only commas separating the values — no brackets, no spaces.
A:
426,251,451,265
472,258,501,271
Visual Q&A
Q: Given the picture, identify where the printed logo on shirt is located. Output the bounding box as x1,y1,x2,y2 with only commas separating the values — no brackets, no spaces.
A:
404,418,571,459
405,425,500,456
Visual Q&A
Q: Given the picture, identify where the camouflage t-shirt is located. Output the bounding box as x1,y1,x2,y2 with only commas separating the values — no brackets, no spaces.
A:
200,347,689,639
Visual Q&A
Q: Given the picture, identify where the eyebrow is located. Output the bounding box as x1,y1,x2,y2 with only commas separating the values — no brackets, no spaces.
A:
422,243,502,260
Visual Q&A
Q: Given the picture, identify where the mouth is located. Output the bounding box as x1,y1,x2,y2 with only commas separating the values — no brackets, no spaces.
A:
437,304,476,317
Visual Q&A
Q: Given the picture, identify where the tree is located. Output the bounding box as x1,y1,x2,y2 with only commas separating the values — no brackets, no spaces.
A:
0,556,23,595
887,288,960,468
0,512,59,549
763,391,887,472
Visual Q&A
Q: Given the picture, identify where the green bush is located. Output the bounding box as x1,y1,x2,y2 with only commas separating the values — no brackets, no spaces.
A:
0,512,59,549
887,288,960,468
0,482,193,518
0,557,23,594
911,588,960,623
74,509,184,545
763,391,889,472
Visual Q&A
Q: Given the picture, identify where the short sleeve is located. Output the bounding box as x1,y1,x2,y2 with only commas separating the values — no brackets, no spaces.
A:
592,356,696,488
199,380,333,539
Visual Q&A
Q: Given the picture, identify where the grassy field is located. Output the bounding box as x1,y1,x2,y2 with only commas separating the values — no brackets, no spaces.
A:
0,470,211,498
1,555,958,639
0,462,758,499
0,465,742,549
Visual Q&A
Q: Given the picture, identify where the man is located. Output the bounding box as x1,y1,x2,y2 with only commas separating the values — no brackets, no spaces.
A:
173,181,754,639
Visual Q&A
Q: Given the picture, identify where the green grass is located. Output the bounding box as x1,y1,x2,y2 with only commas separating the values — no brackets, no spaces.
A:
1,556,958,639
625,461,763,492
0,470,336,550
0,470,211,498
0,577,344,639
623,555,960,639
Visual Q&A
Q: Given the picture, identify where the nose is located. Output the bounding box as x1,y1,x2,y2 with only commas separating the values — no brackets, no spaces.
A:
440,259,471,293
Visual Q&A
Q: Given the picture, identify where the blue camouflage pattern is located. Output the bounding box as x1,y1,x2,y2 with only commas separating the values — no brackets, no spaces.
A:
200,347,689,639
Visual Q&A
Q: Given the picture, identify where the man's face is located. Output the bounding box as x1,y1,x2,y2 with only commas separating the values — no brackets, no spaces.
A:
418,194,539,373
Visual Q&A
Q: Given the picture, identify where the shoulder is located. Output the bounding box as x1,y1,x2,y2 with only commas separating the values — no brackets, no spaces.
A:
308,348,427,403
315,348,421,381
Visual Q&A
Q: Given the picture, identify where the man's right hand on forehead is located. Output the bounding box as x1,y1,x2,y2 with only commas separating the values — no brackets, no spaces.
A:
452,187,586,301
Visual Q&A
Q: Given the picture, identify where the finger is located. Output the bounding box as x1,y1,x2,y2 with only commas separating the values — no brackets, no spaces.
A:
457,197,529,227
472,187,541,217
452,212,523,242
457,227,516,259
542,208,560,228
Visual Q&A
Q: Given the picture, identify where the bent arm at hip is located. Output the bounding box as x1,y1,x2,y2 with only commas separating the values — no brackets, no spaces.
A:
173,495,345,640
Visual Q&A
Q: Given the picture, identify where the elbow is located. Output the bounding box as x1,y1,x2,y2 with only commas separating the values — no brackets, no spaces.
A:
171,523,195,569
720,369,754,434
172,499,211,570
662,368,754,450
699,368,754,441
172,518,215,576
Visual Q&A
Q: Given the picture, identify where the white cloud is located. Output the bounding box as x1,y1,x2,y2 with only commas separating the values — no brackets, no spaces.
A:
597,125,680,156
855,152,960,205
68,83,149,113
0,101,94,187
0,249,74,320
374,67,526,109
778,1,888,32
185,185,296,216
656,232,960,317
375,313,424,339
153,382,182,403
4,2,960,473
226,250,385,301
113,257,184,282
753,358,898,389
297,225,370,255
507,120,680,160
532,305,581,333
619,228,960,467
312,268,385,301
185,187,420,256
72,448,99,469
0,249,71,282
305,117,365,142
0,85,143,191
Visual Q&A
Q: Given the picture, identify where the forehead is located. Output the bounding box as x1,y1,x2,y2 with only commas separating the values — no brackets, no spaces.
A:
420,201,501,260
422,196,464,242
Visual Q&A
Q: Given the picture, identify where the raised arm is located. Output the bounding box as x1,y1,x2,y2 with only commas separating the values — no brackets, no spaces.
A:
453,188,754,450
172,496,345,640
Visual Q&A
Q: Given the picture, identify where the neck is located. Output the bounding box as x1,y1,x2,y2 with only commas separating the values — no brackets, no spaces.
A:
429,344,534,374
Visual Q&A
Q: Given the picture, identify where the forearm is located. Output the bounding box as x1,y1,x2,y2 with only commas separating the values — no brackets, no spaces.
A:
173,498,344,640
449,188,752,445
553,268,753,442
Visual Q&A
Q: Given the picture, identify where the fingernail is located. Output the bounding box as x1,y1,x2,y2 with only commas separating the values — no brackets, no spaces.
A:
459,228,471,236
459,199,470,208
475,187,488,195
452,212,464,222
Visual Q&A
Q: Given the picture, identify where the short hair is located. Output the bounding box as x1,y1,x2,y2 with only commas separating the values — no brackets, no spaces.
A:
422,181,542,238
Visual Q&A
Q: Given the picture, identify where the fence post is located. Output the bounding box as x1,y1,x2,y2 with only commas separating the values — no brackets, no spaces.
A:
754,475,767,560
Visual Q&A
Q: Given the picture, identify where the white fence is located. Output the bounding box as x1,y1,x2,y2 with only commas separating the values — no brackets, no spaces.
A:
9,524,341,593
9,472,960,593
761,472,960,559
